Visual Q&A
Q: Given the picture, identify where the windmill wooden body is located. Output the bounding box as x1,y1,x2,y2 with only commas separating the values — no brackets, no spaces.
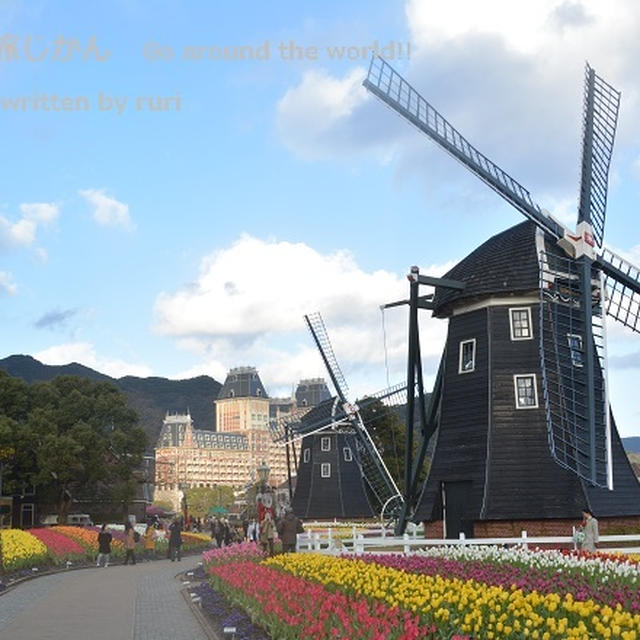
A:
364,58,640,536
270,313,404,520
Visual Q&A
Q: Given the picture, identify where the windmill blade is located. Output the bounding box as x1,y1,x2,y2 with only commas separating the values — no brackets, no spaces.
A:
577,63,621,248
539,250,611,488
269,397,348,444
354,382,412,515
363,56,567,241
597,248,640,333
269,405,314,443
358,381,408,411
304,312,350,402
352,410,403,513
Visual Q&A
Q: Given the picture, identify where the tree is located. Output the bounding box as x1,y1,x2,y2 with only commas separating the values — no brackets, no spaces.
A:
357,398,432,494
185,485,235,519
0,372,31,496
0,372,147,523
152,499,174,512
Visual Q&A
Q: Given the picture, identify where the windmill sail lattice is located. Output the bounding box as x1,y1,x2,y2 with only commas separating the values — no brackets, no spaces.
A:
600,248,640,333
304,312,350,402
577,63,621,248
539,251,610,488
363,56,566,241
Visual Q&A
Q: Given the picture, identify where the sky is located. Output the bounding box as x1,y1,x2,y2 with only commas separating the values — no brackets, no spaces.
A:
1,0,640,436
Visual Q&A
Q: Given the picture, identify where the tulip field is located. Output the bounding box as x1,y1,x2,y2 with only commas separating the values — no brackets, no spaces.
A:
0,526,212,573
204,543,640,639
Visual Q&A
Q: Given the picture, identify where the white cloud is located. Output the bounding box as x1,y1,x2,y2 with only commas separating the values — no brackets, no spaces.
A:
0,271,17,295
406,0,597,54
0,201,58,248
276,67,378,160
156,235,451,398
78,188,133,230
33,341,153,379
7,217,37,245
155,234,405,336
19,202,59,224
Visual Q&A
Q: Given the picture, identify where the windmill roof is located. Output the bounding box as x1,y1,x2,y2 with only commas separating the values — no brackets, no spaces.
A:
432,221,542,317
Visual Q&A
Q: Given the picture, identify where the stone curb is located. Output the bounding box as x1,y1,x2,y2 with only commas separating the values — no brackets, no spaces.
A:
181,585,222,640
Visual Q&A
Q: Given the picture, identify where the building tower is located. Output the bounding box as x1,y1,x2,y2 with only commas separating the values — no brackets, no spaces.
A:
216,366,288,486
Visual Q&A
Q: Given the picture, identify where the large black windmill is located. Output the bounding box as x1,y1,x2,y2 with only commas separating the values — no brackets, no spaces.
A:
364,58,640,536
269,312,404,520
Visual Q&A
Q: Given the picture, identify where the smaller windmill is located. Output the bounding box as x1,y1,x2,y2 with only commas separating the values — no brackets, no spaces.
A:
269,312,405,520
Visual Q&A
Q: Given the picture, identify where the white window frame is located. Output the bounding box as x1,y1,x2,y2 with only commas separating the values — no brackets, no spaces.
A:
303,448,310,463
20,503,35,528
320,462,331,478
458,338,476,374
343,447,353,462
567,333,583,367
509,307,533,341
320,436,331,452
513,374,539,409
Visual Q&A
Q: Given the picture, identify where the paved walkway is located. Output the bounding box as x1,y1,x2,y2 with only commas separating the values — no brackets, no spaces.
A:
0,558,208,640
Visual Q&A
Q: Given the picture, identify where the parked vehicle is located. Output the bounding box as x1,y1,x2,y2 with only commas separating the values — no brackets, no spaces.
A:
41,513,93,527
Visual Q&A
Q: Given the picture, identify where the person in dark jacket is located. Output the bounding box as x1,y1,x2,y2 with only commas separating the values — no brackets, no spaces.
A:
212,518,223,548
277,509,304,553
169,517,183,561
96,524,112,567
222,518,232,546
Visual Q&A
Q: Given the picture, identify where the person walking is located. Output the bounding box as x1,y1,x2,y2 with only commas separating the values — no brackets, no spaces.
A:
581,509,599,552
277,508,304,553
143,523,156,561
169,517,183,562
246,518,258,543
213,518,223,548
96,524,112,567
223,517,232,546
123,521,137,565
259,511,276,556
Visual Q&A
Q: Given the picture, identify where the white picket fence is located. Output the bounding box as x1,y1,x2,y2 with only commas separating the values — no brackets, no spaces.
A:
296,526,640,555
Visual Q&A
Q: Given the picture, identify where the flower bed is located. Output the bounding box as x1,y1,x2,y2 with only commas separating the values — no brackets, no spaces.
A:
262,552,640,639
29,528,87,564
0,523,213,576
357,547,640,613
192,580,269,640
182,531,211,551
200,539,640,639
53,525,125,558
209,560,438,639
203,541,264,567
199,544,640,637
0,529,49,571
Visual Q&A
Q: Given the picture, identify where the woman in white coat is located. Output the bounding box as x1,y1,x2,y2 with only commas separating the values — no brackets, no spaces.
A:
581,509,599,552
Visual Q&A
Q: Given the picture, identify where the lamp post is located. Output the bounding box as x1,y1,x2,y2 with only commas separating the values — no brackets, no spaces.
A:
255,460,273,523
179,482,189,526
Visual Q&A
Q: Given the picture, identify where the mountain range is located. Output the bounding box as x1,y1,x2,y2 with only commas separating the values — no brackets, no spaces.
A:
2,354,640,457
0,354,222,449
